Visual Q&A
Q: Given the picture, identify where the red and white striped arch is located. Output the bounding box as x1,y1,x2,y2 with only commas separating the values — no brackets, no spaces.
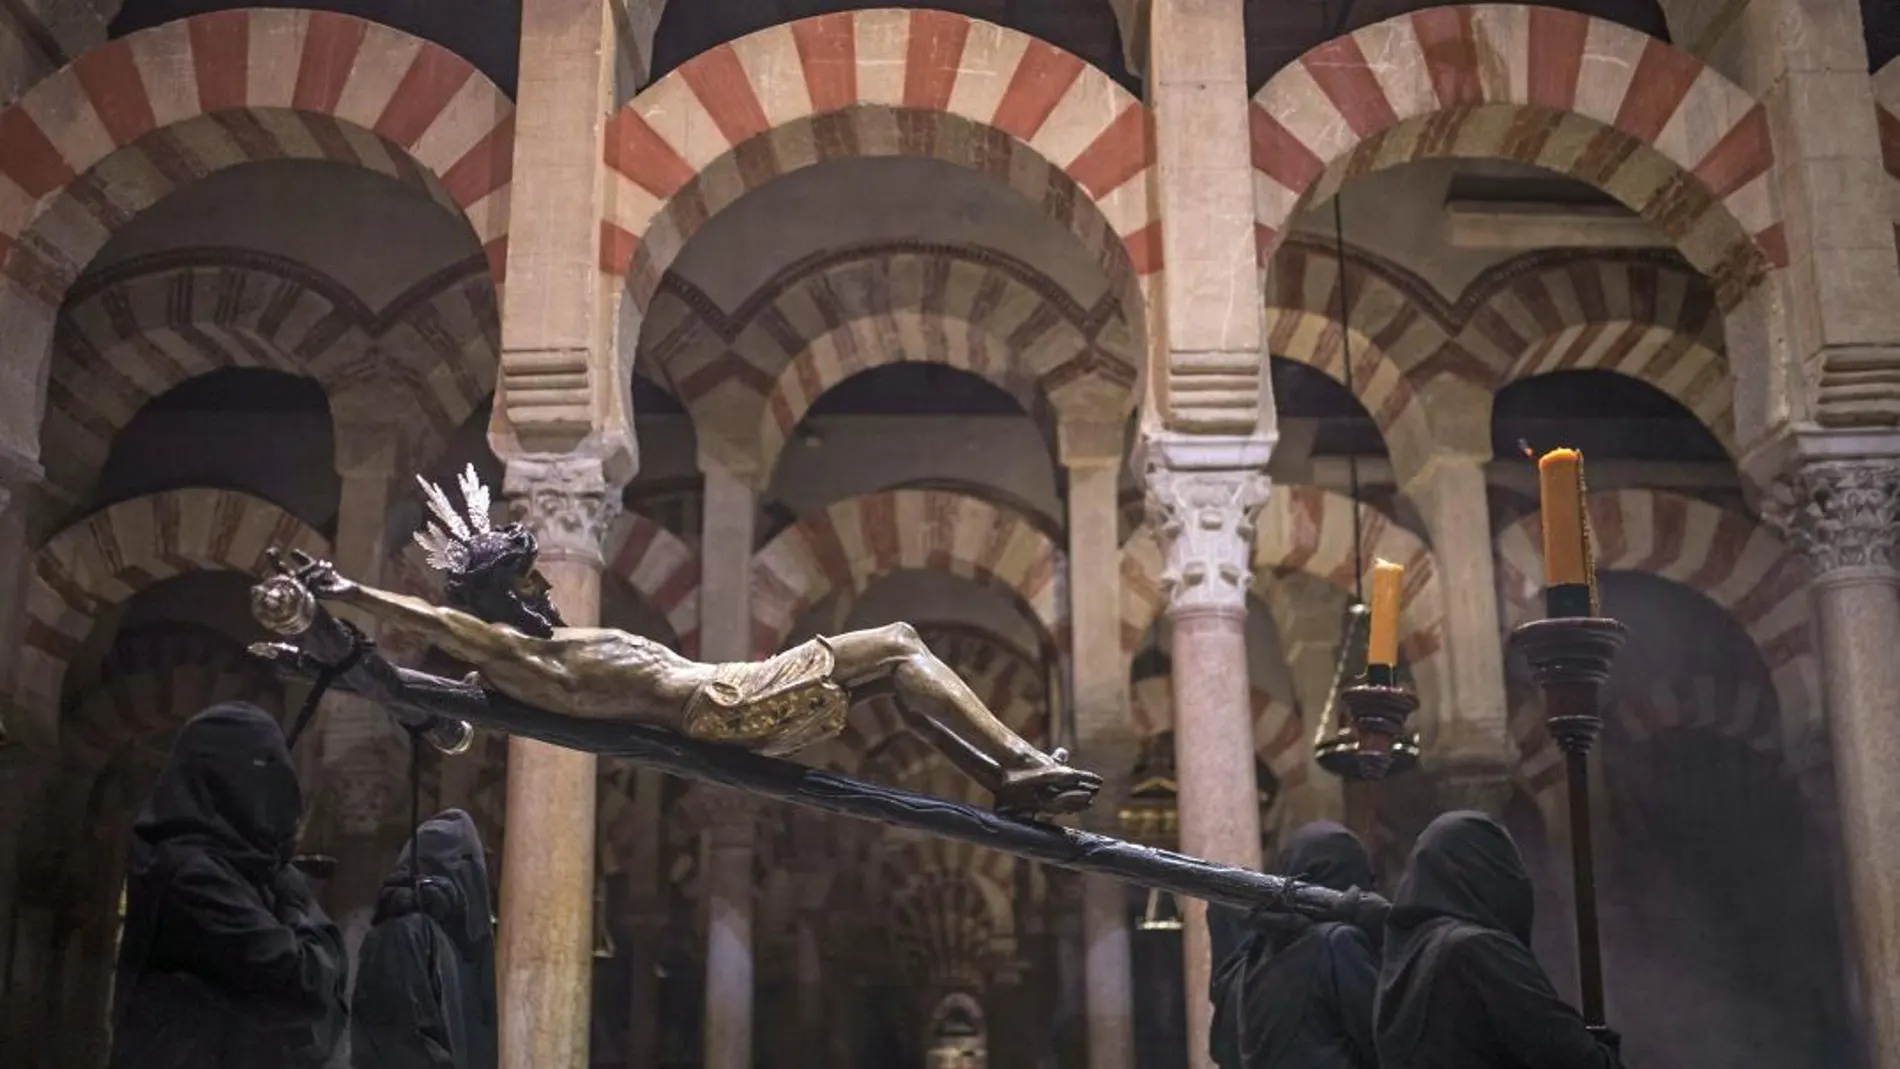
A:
753,492,1062,657
1876,61,1900,270
62,623,284,770
1512,674,1824,828
1129,675,1306,791
1464,256,1733,450
15,488,329,736
601,10,1158,322
1252,5,1784,310
750,489,1064,657
1121,487,1446,684
0,10,513,461
1494,489,1817,733
602,511,702,655
47,253,498,497
643,244,1135,477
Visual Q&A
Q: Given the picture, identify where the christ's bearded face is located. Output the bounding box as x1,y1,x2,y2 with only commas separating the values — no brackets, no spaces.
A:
446,524,565,637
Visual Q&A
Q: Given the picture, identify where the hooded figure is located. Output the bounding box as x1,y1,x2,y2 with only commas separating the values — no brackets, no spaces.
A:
109,702,347,1069
1375,811,1621,1069
1206,822,1379,1069
351,808,497,1069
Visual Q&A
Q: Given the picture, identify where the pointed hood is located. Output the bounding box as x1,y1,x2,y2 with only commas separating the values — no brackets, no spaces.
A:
374,808,494,953
1388,810,1533,943
130,703,301,875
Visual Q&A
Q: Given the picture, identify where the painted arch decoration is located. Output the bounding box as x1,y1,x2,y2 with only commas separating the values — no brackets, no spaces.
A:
601,8,1160,341
1252,5,1785,311
749,488,1064,657
15,487,330,737
0,9,515,464
1493,488,1817,737
602,511,703,654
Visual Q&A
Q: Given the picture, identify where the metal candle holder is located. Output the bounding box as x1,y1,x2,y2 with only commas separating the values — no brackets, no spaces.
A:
1508,615,1626,1027
1335,679,1420,781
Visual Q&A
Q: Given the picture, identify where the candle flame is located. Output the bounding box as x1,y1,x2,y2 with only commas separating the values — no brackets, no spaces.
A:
1517,438,1536,459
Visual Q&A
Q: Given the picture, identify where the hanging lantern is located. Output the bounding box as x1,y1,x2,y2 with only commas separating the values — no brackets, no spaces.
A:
1314,602,1421,781
592,876,617,959
1138,886,1184,931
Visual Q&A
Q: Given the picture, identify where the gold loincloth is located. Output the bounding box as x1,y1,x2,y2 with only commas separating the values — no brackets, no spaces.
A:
681,637,849,757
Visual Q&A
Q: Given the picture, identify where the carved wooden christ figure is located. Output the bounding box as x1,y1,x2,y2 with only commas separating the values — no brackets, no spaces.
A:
261,466,1102,817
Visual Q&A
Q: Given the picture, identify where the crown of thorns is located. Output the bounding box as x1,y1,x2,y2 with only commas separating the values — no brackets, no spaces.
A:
412,464,505,574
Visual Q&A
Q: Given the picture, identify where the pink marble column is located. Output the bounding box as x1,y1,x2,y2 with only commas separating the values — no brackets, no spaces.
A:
496,457,620,1069
694,791,759,1069
1060,418,1140,1069
1767,456,1900,1069
1144,458,1271,1069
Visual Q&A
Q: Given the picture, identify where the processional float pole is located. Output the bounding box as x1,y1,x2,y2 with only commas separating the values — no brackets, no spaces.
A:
1508,447,1625,1027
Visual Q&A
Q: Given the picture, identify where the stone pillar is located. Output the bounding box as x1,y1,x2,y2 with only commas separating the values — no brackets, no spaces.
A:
319,421,409,1069
693,790,759,1069
793,912,823,1060
0,448,46,750
1268,597,1347,831
1059,417,1138,1069
623,768,667,1069
1049,873,1088,1068
1765,455,1900,1069
1734,0,1900,432
1400,450,1514,808
495,457,619,1069
1143,453,1271,1069
693,456,759,1069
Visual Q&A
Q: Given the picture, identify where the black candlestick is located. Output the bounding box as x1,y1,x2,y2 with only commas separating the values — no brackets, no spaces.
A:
1509,615,1625,1027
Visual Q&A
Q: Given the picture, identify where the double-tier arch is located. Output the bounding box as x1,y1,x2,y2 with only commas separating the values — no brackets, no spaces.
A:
1493,489,1817,743
13,487,329,740
0,9,515,468
641,242,1137,477
1251,5,1784,442
600,9,1159,438
46,250,498,497
750,488,1065,659
1265,238,1736,467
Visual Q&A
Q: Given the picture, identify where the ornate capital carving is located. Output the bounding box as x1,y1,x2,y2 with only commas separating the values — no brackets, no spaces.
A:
502,455,621,566
1762,459,1900,579
324,757,405,837
1143,464,1271,616
685,786,760,849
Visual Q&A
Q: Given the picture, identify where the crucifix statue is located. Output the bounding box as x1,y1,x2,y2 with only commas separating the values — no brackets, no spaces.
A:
260,466,1102,817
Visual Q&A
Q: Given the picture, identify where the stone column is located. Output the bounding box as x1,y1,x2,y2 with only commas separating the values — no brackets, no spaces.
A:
1143,453,1271,1069
1765,456,1900,1069
1049,872,1088,1068
1267,596,1347,831
1059,417,1138,1069
692,789,759,1069
1400,449,1514,809
692,455,759,1069
319,421,410,1069
0,448,45,751
1722,0,1900,434
495,456,620,1069
623,768,667,1069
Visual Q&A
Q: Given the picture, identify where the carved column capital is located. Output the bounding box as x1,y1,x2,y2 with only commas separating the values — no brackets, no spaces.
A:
324,751,406,837
686,786,760,850
1762,459,1900,581
1143,463,1271,618
502,455,622,567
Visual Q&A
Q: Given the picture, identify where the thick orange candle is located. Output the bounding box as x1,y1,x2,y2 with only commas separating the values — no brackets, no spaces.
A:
1366,558,1404,669
1538,448,1589,587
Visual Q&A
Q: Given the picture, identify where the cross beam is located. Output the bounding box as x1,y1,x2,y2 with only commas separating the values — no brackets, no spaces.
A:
253,608,1389,931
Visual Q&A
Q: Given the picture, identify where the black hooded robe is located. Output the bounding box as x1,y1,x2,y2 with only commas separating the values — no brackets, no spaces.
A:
1375,811,1622,1069
109,702,348,1069
351,808,498,1069
1207,822,1379,1069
